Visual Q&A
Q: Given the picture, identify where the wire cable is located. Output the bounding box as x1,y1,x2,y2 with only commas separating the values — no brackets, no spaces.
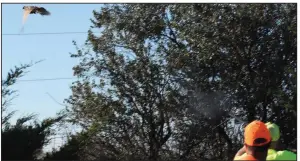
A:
16,77,76,82
46,92,67,107
2,31,89,36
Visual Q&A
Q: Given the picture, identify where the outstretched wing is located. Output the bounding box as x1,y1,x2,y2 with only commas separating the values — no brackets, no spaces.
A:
22,8,33,25
36,7,51,15
21,6,35,34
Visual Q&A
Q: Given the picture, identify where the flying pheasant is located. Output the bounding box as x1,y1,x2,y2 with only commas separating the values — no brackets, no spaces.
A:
20,6,51,33
22,6,50,24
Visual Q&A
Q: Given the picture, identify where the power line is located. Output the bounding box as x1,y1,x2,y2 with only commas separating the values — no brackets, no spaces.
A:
46,92,67,107
2,31,89,36
17,77,76,82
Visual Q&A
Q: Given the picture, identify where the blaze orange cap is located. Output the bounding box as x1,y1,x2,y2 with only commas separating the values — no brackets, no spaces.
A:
244,120,271,146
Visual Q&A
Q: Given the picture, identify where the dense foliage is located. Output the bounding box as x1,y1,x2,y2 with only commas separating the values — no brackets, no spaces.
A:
64,3,297,161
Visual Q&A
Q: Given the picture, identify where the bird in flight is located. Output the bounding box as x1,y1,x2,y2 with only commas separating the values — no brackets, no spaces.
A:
21,6,51,33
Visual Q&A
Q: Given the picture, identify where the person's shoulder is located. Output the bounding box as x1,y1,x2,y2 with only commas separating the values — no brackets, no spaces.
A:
275,150,296,160
277,150,296,156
